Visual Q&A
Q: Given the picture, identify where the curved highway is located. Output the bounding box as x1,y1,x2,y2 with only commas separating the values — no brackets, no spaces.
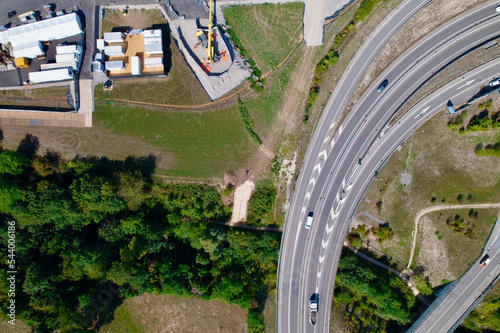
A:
276,1,500,332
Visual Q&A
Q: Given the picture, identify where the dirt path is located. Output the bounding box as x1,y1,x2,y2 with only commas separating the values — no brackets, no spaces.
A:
407,203,500,269
230,46,316,224
235,46,316,186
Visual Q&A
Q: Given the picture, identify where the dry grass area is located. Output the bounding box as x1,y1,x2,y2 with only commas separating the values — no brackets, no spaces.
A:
0,123,175,171
357,100,500,270
0,316,30,332
353,0,489,104
415,208,499,286
99,293,247,333
101,8,166,36
262,291,276,333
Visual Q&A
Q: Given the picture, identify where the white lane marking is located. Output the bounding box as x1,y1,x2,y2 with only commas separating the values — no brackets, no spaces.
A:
338,124,343,134
313,162,321,173
456,79,475,89
326,221,335,234
322,238,329,248
345,183,353,194
305,191,311,200
319,254,325,263
420,106,430,114
329,138,335,149
317,270,321,279
341,179,345,188
329,121,336,130
319,149,327,160
309,177,316,186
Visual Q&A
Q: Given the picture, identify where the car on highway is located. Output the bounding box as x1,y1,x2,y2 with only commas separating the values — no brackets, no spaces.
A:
305,212,314,229
309,293,319,325
489,78,500,87
480,254,491,267
377,79,389,92
496,6,500,13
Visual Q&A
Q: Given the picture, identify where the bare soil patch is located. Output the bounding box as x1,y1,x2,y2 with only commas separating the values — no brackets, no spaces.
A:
415,215,456,286
101,9,166,36
99,293,247,333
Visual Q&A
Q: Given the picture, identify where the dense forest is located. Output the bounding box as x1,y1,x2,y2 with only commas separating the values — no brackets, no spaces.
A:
0,134,280,332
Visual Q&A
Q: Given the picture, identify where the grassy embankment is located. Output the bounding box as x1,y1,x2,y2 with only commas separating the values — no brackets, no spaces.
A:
357,102,500,283
0,86,72,110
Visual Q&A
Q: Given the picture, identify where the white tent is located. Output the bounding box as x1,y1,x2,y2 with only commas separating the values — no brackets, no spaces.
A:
131,56,141,75
12,41,44,59
103,32,123,43
29,68,73,83
0,13,82,47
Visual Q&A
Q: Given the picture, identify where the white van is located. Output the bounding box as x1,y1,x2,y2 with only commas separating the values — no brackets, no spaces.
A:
305,212,314,229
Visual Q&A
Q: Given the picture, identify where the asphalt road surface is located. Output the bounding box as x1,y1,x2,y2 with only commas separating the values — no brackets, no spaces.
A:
408,218,500,332
276,1,500,332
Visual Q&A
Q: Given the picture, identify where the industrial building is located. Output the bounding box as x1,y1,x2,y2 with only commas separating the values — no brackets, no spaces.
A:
0,12,82,59
96,29,164,77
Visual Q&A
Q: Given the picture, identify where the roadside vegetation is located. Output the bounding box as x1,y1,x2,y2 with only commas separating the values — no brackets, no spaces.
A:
0,138,280,332
333,249,416,332
246,179,278,227
461,283,500,332
357,101,500,284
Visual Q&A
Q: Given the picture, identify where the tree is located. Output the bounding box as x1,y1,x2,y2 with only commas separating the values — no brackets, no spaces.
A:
0,150,29,175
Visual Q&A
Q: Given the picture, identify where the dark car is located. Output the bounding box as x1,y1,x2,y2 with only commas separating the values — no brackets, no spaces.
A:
377,79,389,93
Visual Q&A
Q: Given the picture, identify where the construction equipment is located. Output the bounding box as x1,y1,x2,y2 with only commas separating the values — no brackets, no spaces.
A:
196,0,214,62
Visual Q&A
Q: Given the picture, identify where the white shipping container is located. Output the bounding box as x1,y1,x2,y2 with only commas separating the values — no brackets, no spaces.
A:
143,29,161,38
56,53,80,63
29,68,73,83
105,61,125,71
131,56,141,75
103,32,123,43
144,57,163,68
104,45,124,56
40,61,78,71
96,39,105,51
56,44,81,54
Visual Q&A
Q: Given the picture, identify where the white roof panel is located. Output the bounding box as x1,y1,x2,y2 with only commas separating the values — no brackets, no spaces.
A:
29,68,73,83
0,13,82,47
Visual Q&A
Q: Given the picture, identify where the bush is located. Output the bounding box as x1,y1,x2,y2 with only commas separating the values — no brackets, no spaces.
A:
413,275,433,296
246,179,278,226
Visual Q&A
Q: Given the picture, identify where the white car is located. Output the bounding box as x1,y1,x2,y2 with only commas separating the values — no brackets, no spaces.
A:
496,6,500,13
305,212,314,229
489,78,500,87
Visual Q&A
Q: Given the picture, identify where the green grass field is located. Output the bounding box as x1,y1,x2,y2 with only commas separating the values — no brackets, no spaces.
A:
223,3,304,73
0,86,72,110
94,103,256,178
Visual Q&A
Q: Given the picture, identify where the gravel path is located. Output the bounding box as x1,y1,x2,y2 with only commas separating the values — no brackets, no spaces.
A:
407,203,500,269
